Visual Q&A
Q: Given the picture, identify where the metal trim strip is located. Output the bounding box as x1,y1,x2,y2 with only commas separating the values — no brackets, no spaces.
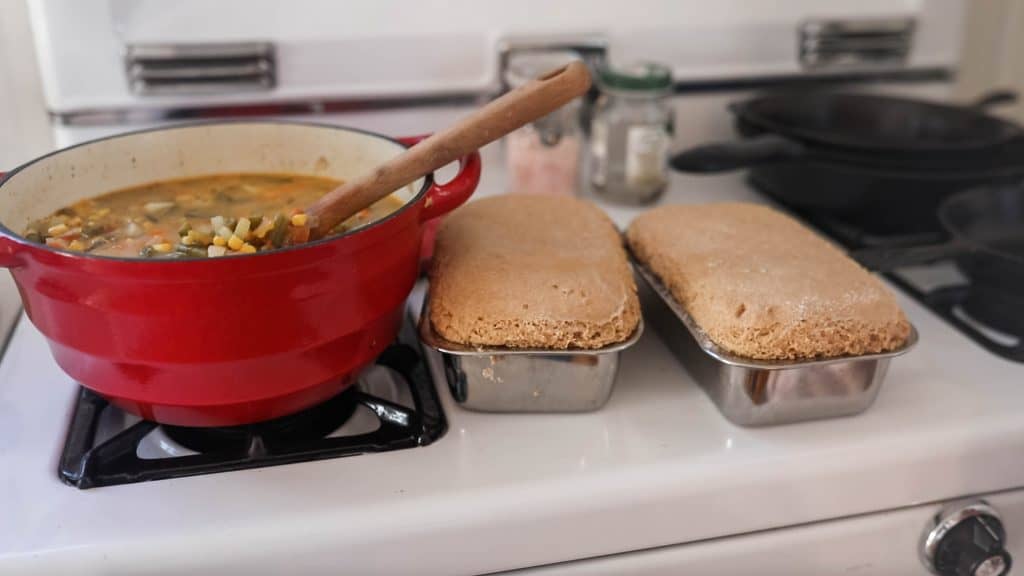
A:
51,67,953,126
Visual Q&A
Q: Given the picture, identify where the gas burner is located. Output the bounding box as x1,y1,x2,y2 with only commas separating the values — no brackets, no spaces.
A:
162,387,363,454
58,336,446,489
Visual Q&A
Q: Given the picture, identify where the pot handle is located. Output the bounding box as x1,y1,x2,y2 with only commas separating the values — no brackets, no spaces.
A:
851,241,972,272
971,90,1018,110
398,135,482,222
670,134,805,173
0,237,21,268
0,171,20,268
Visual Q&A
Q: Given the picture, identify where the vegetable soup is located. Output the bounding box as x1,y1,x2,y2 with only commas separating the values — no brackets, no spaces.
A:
23,173,405,258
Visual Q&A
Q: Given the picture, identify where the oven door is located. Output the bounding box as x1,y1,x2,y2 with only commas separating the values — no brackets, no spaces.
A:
510,489,1024,575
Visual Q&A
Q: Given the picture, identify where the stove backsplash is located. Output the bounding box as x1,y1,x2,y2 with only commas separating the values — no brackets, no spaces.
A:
29,0,964,115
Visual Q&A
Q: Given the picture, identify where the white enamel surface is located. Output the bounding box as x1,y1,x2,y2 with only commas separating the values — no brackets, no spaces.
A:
27,0,963,112
520,490,1024,575
0,122,421,233
1,3,994,571
2,143,1024,574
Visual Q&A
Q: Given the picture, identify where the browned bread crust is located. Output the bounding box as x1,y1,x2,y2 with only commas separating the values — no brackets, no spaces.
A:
627,202,910,360
429,195,640,349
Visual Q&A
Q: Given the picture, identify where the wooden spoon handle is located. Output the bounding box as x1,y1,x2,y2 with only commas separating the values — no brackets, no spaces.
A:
306,60,592,237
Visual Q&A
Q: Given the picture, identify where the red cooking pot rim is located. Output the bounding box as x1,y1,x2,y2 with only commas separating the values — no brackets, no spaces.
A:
0,119,435,263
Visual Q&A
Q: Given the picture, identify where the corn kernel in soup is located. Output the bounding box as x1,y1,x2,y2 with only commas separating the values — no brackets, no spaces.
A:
24,173,405,258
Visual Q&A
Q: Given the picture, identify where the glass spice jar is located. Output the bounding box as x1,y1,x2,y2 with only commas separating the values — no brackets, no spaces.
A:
503,50,584,196
589,61,674,204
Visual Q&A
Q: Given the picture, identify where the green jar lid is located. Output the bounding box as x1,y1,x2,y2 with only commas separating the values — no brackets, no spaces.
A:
598,62,672,92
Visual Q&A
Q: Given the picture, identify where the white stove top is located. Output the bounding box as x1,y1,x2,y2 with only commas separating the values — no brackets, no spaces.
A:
2,146,1024,574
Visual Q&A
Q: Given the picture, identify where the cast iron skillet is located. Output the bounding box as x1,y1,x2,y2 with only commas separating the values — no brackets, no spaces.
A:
710,90,1021,169
739,91,1018,146
852,184,1024,335
670,91,1024,234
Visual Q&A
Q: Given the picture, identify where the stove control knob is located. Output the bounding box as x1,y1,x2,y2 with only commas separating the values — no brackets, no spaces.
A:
921,500,1011,576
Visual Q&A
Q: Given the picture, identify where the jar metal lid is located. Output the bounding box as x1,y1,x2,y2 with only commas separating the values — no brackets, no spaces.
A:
598,62,672,92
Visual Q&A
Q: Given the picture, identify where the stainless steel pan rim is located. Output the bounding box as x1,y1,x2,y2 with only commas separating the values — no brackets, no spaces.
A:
630,255,919,426
632,261,918,368
418,300,644,357
417,291,642,413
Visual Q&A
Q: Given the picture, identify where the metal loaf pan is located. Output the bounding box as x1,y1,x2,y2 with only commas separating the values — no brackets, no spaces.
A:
418,297,643,413
633,261,918,427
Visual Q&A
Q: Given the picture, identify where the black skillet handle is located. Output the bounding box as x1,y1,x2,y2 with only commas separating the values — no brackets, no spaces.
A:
670,134,805,173
971,90,1018,110
851,242,972,273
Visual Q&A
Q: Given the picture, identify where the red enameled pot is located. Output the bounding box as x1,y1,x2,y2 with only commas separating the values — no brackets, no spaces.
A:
0,121,480,426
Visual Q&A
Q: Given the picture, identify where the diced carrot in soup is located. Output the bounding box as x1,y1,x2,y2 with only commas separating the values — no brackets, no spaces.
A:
24,173,405,258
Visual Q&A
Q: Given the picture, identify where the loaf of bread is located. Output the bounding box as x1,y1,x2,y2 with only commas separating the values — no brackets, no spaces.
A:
429,194,641,349
627,202,910,360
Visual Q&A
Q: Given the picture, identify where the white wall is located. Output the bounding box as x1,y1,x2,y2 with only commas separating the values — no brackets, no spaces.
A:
0,0,52,169
956,0,1024,120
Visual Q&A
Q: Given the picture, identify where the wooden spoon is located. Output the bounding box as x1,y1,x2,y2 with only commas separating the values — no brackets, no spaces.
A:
304,60,592,239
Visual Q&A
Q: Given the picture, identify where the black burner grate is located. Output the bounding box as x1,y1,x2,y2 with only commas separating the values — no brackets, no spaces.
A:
58,342,446,489
755,179,1024,364
162,387,363,454
885,279,1024,362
